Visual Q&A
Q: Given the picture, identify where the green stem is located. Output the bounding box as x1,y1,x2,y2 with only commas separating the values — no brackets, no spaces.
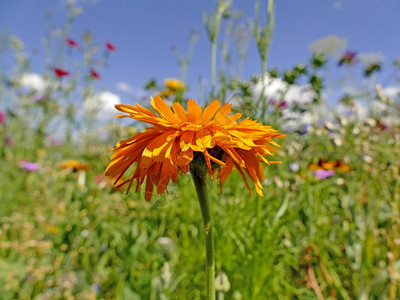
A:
218,291,224,300
211,40,217,97
190,164,215,300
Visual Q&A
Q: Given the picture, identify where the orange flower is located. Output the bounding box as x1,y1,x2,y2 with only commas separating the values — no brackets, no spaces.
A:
58,160,90,171
308,159,350,173
105,96,285,201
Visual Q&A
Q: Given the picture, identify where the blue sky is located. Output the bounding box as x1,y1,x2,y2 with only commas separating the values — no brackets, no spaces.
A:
1,0,399,103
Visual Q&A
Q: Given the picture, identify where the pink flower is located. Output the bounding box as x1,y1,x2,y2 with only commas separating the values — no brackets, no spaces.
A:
19,160,40,172
66,38,79,48
53,68,69,78
314,169,335,179
90,69,101,79
105,42,117,52
0,111,6,125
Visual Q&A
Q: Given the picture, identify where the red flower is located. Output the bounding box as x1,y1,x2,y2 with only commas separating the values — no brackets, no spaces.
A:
53,68,69,77
90,69,101,79
66,38,79,48
105,42,117,52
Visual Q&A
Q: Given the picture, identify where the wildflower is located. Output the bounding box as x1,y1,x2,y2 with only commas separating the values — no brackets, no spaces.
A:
53,68,69,78
338,50,357,66
105,41,117,52
309,35,347,56
65,38,79,48
105,96,285,201
46,135,62,146
164,78,185,91
46,226,59,234
215,272,231,293
278,101,288,109
90,69,101,79
364,63,381,77
19,160,40,172
58,160,89,171
314,169,335,179
0,110,6,125
308,159,350,173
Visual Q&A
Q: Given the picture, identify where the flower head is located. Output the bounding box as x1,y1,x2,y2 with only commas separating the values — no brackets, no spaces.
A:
90,69,101,79
105,42,117,52
314,169,335,179
338,50,357,66
58,160,90,171
19,160,40,172
53,68,69,78
164,78,185,91
66,38,79,48
0,110,6,125
105,96,285,201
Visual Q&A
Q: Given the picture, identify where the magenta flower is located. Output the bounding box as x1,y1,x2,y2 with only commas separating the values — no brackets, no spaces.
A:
66,38,79,48
279,101,288,109
314,169,335,179
105,42,117,52
19,160,40,172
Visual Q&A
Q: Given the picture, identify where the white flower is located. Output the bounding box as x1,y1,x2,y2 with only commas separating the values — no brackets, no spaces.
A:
309,35,347,56
358,52,385,66
252,74,316,106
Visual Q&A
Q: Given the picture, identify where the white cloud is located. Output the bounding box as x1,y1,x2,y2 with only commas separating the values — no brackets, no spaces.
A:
19,73,47,93
84,91,121,120
116,81,133,93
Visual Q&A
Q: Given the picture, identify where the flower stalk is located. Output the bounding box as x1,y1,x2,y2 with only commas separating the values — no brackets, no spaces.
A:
190,162,215,300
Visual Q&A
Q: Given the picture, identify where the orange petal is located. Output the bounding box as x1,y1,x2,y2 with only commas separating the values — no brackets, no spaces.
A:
187,99,202,122
172,102,188,121
201,100,220,122
151,96,181,124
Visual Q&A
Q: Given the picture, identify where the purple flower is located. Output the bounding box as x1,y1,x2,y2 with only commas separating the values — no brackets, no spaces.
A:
278,101,288,109
314,169,335,179
19,160,40,172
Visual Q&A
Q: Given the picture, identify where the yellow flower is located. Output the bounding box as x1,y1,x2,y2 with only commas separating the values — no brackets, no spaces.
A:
58,160,90,171
105,96,285,201
158,89,173,99
164,78,185,91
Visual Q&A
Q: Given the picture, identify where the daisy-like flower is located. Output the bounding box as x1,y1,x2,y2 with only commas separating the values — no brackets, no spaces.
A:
58,160,90,171
105,96,285,201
